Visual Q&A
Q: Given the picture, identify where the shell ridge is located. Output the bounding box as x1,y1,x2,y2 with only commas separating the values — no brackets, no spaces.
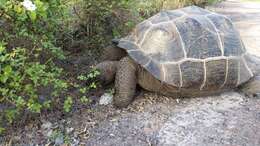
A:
162,65,166,82
142,60,163,84
119,39,140,50
200,61,207,90
187,16,217,35
149,14,186,27
170,21,187,58
204,15,224,56
242,56,253,77
178,64,183,89
139,21,153,47
236,59,241,87
143,58,152,67
163,55,245,65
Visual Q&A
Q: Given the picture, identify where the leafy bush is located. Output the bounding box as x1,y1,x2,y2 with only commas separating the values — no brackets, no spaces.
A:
0,0,69,131
68,0,136,53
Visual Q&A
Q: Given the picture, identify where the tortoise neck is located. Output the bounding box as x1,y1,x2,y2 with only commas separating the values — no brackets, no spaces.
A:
244,53,260,76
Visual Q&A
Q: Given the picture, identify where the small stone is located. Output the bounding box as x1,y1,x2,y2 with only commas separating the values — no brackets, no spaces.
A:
71,137,80,146
46,129,53,137
66,127,74,134
99,93,113,105
55,136,64,145
41,121,54,138
41,121,52,130
109,133,115,137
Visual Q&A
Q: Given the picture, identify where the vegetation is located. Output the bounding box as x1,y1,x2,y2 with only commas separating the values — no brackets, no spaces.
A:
0,0,211,134
0,0,68,131
0,0,100,133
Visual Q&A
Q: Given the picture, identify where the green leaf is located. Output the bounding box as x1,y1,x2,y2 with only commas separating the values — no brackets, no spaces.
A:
5,109,18,123
0,0,7,6
79,87,87,94
63,96,73,113
4,65,12,75
77,75,87,81
43,100,51,109
27,99,42,113
14,5,23,14
29,11,37,21
0,127,5,135
0,45,5,54
80,96,89,104
15,96,26,107
0,65,12,83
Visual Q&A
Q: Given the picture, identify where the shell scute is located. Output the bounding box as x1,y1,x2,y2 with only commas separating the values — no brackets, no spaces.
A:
145,60,162,81
140,22,185,62
118,40,139,51
164,10,184,20
175,16,222,59
204,59,226,90
207,14,245,56
162,64,180,86
180,61,204,89
135,20,152,44
223,58,239,87
128,50,150,65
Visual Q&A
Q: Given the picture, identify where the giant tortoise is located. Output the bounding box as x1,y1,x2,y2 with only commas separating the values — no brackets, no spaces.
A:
95,6,260,108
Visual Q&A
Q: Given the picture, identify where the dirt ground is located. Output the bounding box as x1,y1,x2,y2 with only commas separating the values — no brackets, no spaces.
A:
1,0,260,145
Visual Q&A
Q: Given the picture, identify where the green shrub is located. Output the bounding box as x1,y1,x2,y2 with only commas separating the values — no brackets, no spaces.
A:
0,0,70,132
69,0,135,53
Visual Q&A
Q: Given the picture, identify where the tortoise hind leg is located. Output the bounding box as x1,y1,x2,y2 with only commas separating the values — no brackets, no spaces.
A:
241,76,260,97
114,57,137,108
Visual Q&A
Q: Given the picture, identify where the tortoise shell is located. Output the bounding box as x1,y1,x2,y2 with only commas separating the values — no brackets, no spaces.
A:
118,6,253,90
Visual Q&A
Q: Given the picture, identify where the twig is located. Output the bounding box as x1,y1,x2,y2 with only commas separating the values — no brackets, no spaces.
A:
73,6,84,22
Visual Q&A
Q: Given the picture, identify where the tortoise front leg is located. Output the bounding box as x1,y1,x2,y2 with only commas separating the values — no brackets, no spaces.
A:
114,57,137,108
241,76,260,97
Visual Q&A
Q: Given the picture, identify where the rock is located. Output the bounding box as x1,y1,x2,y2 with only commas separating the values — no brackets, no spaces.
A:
66,127,74,134
41,121,52,130
99,93,113,105
41,121,53,138
55,136,64,145
71,137,80,146
46,130,53,138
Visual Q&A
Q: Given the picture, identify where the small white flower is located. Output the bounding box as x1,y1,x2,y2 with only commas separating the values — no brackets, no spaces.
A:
21,0,37,11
